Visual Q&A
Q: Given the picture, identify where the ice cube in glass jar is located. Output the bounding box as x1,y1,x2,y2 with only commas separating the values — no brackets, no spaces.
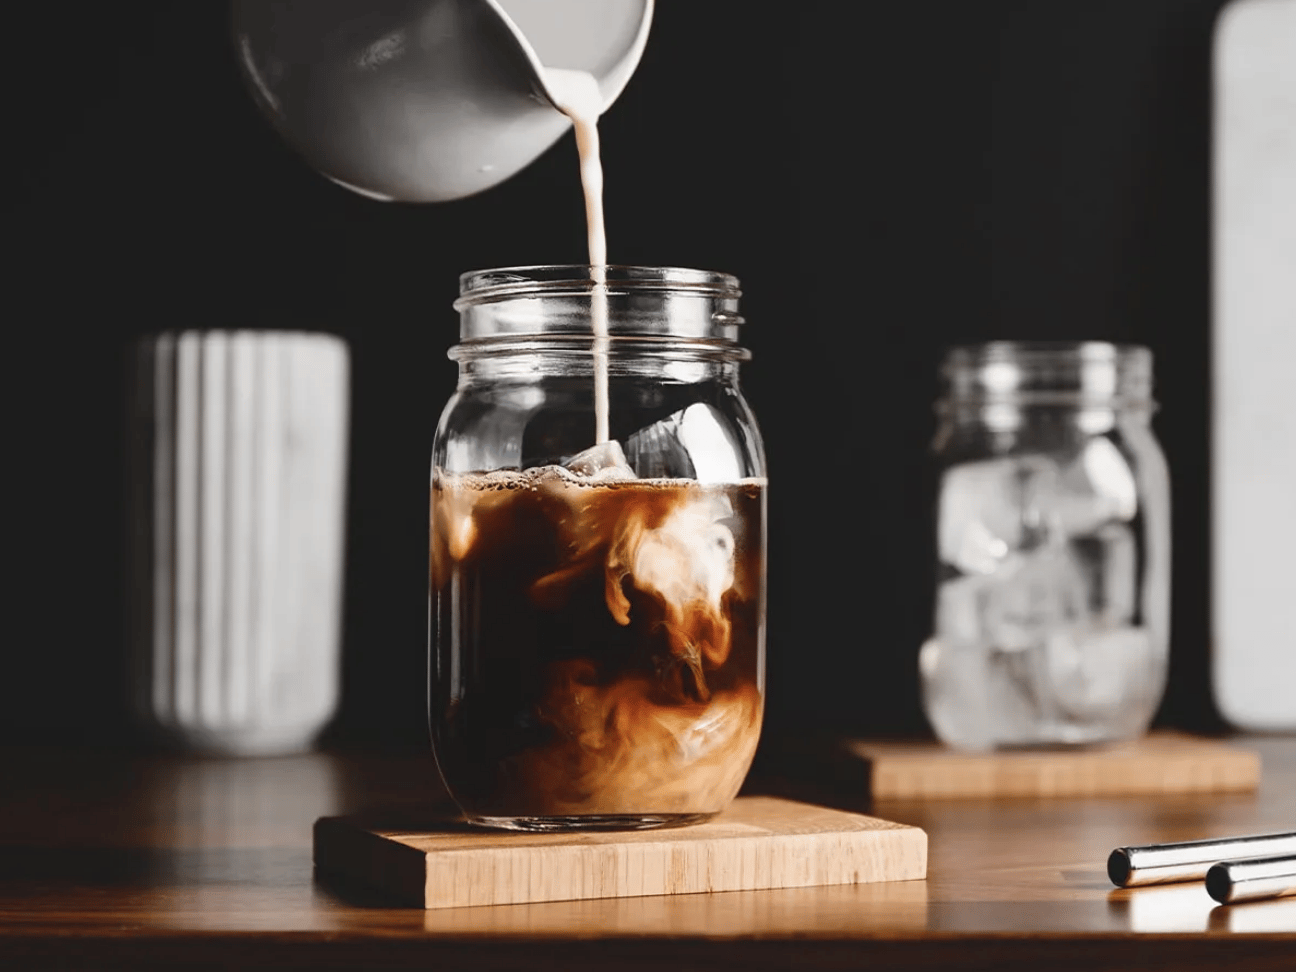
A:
1046,625,1154,725
926,542,1098,748
564,440,637,480
1054,437,1139,536
624,403,745,483
938,456,1063,575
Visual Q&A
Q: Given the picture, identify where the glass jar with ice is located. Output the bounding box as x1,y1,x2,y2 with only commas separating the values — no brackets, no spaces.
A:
430,266,767,830
921,342,1170,750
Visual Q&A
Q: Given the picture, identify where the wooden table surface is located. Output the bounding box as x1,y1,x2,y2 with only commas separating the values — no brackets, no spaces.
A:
1,736,1293,970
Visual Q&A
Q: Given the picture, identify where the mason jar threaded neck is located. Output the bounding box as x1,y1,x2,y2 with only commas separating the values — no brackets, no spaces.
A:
938,342,1155,410
451,265,746,352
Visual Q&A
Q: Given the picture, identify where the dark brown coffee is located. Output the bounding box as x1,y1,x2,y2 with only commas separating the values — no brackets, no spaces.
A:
430,466,765,826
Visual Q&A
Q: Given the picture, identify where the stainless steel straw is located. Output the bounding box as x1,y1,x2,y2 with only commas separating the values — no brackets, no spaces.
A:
1206,855,1296,904
1107,832,1296,888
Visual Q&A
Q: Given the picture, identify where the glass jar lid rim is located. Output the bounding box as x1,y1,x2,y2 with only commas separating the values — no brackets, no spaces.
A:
457,265,742,307
939,340,1155,404
943,340,1150,362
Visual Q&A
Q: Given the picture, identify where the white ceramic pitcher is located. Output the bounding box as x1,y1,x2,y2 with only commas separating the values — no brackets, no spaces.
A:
232,0,654,202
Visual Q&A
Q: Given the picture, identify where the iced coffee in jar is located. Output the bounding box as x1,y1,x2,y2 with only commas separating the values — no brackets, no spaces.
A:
921,342,1171,751
429,266,766,831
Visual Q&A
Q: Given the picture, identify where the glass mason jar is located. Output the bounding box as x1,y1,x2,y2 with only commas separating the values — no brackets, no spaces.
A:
920,342,1171,750
429,266,767,831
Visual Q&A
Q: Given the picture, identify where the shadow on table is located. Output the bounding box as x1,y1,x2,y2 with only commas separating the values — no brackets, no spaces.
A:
741,734,876,813
0,844,306,887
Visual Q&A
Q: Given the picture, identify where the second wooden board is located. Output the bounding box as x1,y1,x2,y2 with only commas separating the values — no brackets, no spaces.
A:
847,732,1261,799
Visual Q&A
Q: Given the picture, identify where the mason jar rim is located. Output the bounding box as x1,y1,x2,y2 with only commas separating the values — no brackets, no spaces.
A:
456,265,742,309
943,340,1148,362
939,340,1155,407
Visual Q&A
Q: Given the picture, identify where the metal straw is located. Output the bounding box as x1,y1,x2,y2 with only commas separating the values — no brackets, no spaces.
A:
1107,831,1296,888
1206,855,1296,904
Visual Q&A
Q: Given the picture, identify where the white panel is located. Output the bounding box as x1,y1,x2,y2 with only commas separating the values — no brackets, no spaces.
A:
1212,0,1296,731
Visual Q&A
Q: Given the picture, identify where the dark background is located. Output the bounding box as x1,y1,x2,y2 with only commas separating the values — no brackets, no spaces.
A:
8,0,1229,749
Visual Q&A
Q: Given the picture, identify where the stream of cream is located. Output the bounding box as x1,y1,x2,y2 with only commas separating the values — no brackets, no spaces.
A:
545,68,611,445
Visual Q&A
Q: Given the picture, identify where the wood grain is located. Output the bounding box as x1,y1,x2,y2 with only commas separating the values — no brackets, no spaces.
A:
314,797,928,908
845,731,1260,799
1,737,1292,970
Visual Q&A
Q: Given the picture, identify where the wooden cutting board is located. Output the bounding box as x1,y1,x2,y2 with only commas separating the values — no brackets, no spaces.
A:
846,732,1260,800
313,797,927,909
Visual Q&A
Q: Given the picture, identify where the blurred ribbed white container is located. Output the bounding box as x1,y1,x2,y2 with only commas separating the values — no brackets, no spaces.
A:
129,331,349,755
